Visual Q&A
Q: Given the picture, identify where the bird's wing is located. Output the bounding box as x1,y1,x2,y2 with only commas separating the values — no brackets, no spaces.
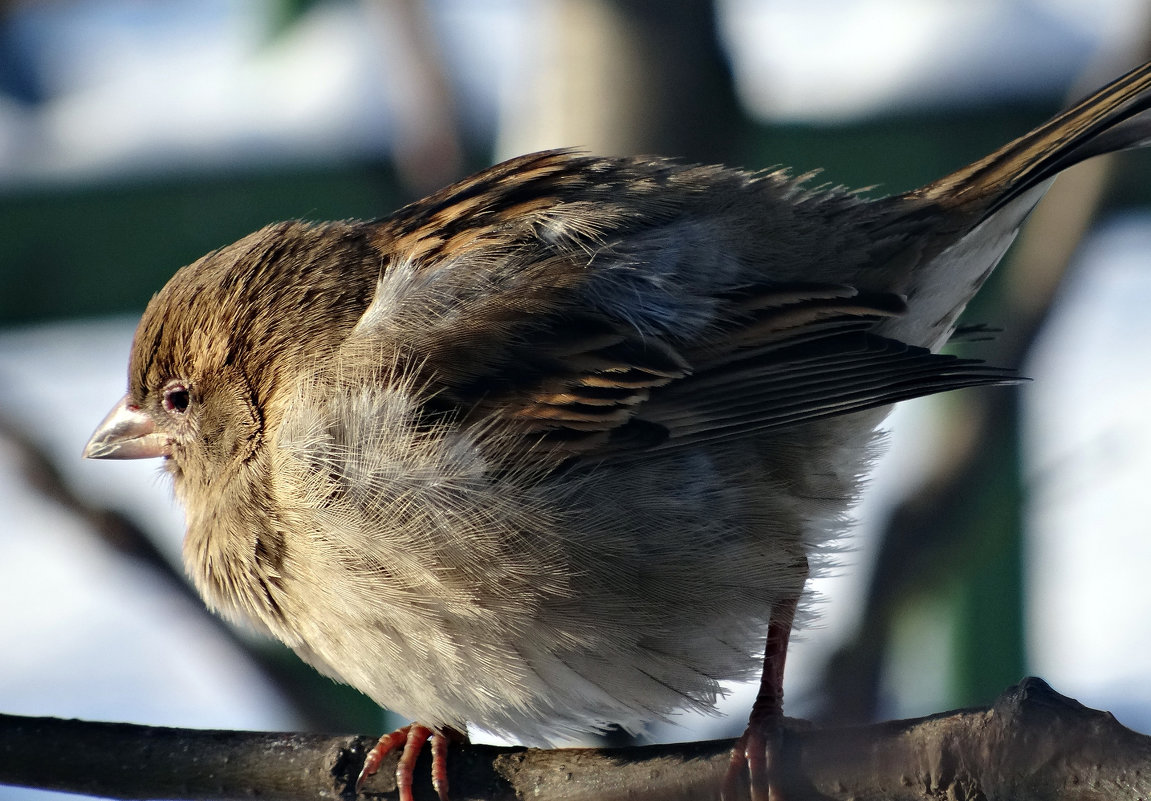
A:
342,150,1014,466
350,268,1012,464
469,283,1014,462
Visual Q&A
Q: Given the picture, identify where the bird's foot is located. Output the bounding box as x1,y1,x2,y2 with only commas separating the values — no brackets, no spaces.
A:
722,717,785,801
356,723,452,801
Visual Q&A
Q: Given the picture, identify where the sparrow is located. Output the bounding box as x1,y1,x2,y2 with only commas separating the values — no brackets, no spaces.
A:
85,60,1151,801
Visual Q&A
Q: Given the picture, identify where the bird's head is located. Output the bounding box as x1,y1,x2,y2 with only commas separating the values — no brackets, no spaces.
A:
84,221,379,498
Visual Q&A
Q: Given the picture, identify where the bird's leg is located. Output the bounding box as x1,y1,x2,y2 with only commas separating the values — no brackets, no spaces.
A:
356,723,454,801
723,595,798,801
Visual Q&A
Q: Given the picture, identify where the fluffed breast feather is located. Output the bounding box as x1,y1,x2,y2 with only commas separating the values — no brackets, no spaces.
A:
266,351,814,740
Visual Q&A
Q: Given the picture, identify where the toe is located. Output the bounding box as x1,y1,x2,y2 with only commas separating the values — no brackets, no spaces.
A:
356,725,412,793
395,725,434,801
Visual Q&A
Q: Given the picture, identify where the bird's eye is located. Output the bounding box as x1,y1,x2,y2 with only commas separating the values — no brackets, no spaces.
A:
162,382,191,415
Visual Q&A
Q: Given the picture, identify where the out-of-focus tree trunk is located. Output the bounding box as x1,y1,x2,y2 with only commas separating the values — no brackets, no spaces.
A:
498,0,747,163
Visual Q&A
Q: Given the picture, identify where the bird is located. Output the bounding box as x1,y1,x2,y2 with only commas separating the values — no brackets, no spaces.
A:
84,60,1151,801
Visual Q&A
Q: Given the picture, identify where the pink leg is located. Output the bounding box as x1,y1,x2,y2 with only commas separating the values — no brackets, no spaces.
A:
356,723,450,801
723,596,798,801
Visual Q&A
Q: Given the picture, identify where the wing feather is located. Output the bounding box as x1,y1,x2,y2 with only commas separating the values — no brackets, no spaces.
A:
462,285,1014,462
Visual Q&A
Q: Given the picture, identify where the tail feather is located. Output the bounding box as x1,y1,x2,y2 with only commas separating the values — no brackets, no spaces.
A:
876,60,1151,351
913,60,1151,218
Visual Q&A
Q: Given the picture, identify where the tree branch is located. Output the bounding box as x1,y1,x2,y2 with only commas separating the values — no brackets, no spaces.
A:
2,678,1148,800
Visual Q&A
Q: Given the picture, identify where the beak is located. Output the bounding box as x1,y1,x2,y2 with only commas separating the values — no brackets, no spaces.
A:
84,395,172,460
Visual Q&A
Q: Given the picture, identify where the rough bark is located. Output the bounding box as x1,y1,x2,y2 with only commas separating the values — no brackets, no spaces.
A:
1,678,1147,801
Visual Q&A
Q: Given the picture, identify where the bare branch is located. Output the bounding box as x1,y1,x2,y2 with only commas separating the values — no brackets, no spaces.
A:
2,679,1148,800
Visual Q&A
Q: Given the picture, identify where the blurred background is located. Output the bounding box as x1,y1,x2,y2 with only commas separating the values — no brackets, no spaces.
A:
3,0,1151,798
